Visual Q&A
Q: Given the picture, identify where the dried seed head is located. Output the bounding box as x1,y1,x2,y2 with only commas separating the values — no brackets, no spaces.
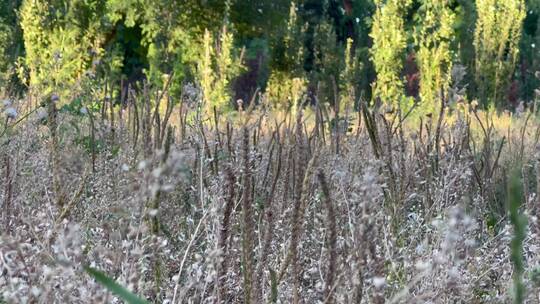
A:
470,100,479,110
372,277,386,289
51,94,60,103
36,108,48,120
5,107,17,119
236,99,244,111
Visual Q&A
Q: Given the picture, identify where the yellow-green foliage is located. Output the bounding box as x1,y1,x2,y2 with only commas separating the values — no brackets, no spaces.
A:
266,72,307,113
370,0,413,108
266,1,307,113
196,27,243,113
415,0,455,113
105,0,209,91
474,0,526,106
20,0,104,97
19,0,228,99
282,1,305,75
340,38,359,113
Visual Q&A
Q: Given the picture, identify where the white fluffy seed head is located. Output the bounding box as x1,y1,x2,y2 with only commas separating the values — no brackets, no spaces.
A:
372,276,386,289
51,94,60,103
5,107,17,119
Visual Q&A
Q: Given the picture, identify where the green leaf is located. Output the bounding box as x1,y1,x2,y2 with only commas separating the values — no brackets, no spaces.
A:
507,168,527,304
84,266,149,304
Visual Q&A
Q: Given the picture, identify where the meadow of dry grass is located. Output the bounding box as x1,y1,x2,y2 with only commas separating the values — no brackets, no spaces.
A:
1,87,540,303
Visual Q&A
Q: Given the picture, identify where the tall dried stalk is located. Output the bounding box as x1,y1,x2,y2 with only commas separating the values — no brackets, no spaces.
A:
143,82,152,157
255,134,283,302
317,169,337,304
277,110,319,302
150,126,173,234
48,95,64,207
241,126,256,303
3,153,12,229
217,166,236,303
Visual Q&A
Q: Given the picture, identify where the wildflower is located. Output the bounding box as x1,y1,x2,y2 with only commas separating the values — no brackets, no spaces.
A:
2,99,11,107
315,281,324,291
448,267,460,279
79,107,88,115
433,250,446,264
137,160,147,170
372,277,386,289
53,51,61,61
470,100,479,110
51,94,60,103
36,108,48,120
415,261,432,271
152,167,163,178
415,243,425,254
161,184,174,192
4,107,17,119
236,99,244,111
84,70,95,78
31,287,41,297
464,238,476,247
516,101,525,116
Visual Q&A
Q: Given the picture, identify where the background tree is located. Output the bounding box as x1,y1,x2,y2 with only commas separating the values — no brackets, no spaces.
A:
517,0,540,104
0,0,23,95
196,26,244,113
20,0,107,97
474,0,526,107
7,0,540,111
266,1,308,112
370,0,413,108
414,0,455,113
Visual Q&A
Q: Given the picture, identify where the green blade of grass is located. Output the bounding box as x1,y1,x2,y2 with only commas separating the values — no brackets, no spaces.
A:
84,266,149,304
508,168,527,304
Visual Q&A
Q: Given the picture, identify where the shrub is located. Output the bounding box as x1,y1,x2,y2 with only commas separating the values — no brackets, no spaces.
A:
414,0,455,113
474,0,526,107
369,0,412,108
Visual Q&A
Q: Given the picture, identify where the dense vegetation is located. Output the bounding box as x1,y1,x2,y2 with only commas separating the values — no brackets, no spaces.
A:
1,0,540,303
1,0,538,108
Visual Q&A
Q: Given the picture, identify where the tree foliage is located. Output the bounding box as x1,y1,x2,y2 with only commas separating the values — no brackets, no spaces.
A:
370,0,413,108
196,26,244,113
3,0,540,111
19,0,104,95
414,0,455,112
18,0,229,99
474,0,526,106
0,0,23,94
